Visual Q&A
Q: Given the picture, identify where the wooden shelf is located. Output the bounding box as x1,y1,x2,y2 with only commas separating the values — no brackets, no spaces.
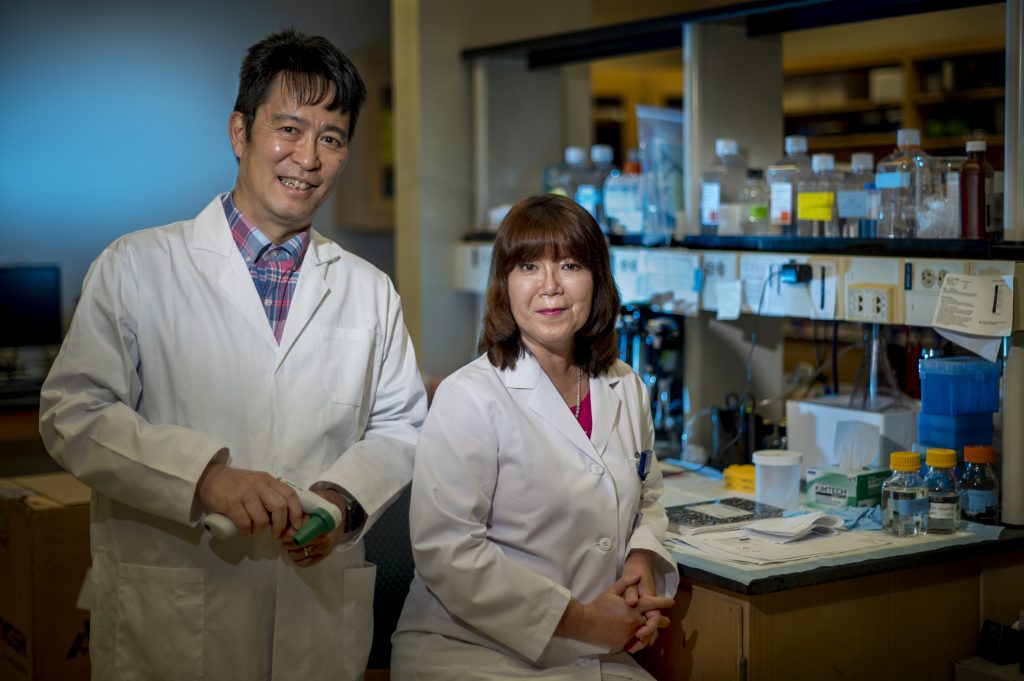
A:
921,133,1005,150
805,132,899,150
913,86,1006,105
784,99,900,116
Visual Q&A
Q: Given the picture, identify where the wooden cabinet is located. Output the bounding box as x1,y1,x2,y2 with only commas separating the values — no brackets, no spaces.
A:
783,38,1006,165
638,549,1024,681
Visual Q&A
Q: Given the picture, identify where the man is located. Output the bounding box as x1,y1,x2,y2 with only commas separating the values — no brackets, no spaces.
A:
39,30,426,680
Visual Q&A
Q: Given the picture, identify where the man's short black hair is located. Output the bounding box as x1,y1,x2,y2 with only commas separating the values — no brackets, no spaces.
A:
234,29,367,141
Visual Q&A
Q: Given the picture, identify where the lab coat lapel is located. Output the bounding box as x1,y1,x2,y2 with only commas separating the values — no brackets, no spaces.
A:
190,198,278,352
589,372,621,459
275,232,333,371
507,355,603,467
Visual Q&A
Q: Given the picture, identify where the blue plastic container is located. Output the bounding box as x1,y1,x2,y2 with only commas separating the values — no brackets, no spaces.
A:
919,357,1000,415
917,411,994,453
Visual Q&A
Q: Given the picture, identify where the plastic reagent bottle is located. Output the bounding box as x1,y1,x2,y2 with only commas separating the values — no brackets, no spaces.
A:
579,144,617,229
837,152,875,237
881,451,927,537
739,168,770,235
959,139,994,239
603,151,643,237
960,444,1000,525
767,135,811,237
549,146,586,199
875,128,930,238
700,138,747,235
923,448,960,534
797,153,839,237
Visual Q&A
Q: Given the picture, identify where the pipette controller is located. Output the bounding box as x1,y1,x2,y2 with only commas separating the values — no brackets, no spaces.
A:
202,479,343,547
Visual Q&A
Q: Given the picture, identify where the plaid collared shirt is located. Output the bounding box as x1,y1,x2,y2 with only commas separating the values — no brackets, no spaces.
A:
222,193,310,344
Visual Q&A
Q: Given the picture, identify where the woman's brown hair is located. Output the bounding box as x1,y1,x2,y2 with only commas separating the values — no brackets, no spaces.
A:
478,194,621,375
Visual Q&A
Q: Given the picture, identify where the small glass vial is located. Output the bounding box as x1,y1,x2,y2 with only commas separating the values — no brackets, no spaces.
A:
923,448,960,534
881,451,927,537
960,444,1000,525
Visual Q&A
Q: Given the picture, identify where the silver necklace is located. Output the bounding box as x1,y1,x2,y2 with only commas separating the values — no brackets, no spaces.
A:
574,366,583,419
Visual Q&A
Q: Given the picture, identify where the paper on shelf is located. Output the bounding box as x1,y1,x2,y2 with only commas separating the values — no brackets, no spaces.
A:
739,511,843,543
715,280,742,320
666,527,893,565
932,274,1013,338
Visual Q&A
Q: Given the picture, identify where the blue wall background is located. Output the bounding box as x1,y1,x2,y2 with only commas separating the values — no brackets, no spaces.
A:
0,0,391,322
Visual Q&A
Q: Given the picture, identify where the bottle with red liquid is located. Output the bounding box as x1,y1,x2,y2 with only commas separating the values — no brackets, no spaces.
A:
959,140,994,239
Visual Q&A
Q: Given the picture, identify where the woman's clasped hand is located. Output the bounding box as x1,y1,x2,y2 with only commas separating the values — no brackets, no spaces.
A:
557,572,673,652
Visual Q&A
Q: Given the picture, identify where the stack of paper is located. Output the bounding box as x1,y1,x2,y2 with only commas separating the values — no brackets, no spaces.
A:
739,511,843,543
665,528,892,565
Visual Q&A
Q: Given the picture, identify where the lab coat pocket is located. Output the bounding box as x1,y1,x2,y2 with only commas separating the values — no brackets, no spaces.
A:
341,563,377,679
113,563,205,681
320,326,378,406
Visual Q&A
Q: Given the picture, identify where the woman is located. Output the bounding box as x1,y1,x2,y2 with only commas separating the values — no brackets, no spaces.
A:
392,194,679,680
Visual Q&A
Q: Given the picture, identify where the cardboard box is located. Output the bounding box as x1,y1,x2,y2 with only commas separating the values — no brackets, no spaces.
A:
0,473,91,681
869,66,904,103
786,396,918,475
805,467,890,509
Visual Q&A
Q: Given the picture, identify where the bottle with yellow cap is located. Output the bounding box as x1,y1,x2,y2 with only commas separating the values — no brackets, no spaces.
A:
881,451,927,536
923,448,960,534
960,445,1000,525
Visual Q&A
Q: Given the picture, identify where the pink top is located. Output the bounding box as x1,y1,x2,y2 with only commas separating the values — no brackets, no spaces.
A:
574,391,592,438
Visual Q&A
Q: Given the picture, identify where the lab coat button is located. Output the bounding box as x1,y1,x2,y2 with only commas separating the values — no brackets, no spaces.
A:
589,464,604,475
597,537,612,551
576,658,594,668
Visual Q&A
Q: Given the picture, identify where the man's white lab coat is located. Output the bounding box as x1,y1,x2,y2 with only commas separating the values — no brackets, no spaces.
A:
392,353,679,680
40,196,426,680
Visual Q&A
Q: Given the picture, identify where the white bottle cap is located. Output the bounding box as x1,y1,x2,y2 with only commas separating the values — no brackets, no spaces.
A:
565,146,586,165
966,140,987,153
851,152,874,173
590,144,614,164
716,138,738,157
784,135,808,155
812,153,835,173
897,128,921,147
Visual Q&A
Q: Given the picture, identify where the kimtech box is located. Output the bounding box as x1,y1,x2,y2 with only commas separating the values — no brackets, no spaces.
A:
0,473,91,681
805,467,890,509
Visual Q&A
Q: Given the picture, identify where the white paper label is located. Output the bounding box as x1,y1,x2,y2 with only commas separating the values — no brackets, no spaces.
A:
769,182,793,225
836,190,870,218
701,182,721,226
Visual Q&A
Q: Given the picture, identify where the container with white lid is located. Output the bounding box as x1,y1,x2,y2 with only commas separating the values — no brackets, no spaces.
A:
753,449,803,509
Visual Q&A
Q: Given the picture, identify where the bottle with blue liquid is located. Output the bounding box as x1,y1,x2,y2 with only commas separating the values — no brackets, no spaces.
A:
881,451,927,536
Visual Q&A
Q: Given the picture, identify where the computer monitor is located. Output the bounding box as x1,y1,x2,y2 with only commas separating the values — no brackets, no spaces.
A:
0,265,63,348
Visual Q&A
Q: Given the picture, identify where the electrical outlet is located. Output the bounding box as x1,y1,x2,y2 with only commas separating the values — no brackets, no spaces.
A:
846,285,892,323
903,258,965,326
700,252,738,311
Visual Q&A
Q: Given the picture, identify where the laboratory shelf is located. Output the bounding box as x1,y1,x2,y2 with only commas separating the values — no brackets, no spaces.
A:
678,235,1024,259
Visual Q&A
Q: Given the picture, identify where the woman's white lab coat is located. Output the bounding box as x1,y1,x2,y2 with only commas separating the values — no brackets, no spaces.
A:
39,196,427,681
392,353,680,680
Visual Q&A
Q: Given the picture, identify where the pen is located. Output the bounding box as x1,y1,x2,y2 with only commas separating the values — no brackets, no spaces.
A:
992,285,998,314
637,449,652,482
